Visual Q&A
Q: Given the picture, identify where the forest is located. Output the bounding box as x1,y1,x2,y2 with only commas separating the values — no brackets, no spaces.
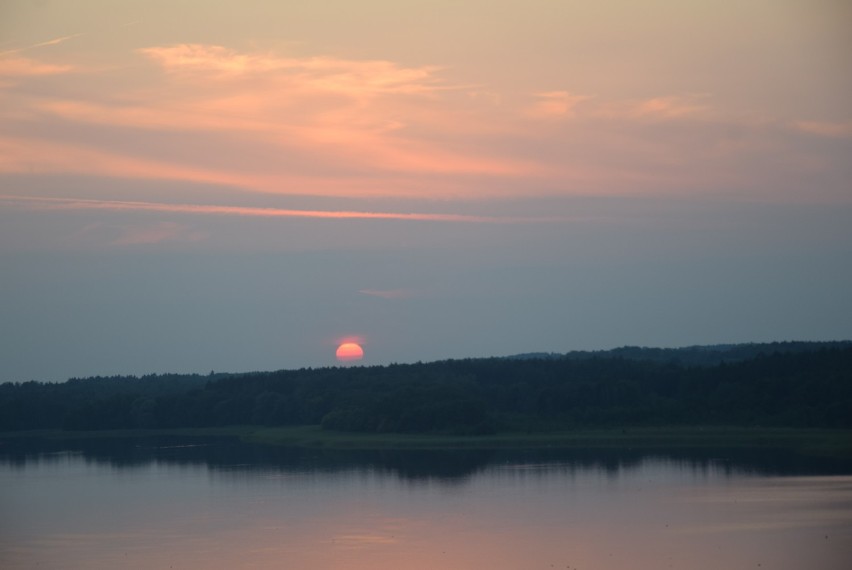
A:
1,342,850,434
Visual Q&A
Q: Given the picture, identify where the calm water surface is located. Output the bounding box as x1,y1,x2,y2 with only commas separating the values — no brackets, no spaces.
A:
1,437,851,569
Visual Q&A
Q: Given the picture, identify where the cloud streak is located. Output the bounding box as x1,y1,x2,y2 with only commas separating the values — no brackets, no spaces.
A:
525,92,713,122
0,195,568,224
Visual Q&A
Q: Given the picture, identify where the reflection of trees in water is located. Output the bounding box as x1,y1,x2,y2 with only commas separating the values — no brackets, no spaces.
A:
1,436,851,481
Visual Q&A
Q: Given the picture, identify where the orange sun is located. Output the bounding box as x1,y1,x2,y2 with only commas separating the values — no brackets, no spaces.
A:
336,342,364,362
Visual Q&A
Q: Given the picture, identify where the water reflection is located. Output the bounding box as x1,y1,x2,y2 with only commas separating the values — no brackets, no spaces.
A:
2,435,851,481
2,437,851,570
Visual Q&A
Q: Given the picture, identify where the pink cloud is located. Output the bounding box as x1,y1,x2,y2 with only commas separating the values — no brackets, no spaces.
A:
631,96,710,119
523,92,711,123
0,136,263,188
0,56,74,76
592,94,712,121
793,120,852,138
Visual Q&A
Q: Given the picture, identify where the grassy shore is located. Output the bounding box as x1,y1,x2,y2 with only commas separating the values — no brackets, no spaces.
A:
3,425,852,457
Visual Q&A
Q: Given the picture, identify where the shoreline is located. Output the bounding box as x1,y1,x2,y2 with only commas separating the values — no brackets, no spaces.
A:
2,425,852,457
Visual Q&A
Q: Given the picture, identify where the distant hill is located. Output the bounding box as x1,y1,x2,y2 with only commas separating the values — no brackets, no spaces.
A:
1,341,851,434
508,341,852,367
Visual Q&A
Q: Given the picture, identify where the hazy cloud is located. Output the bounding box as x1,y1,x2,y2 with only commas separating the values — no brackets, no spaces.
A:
592,94,712,121
358,289,421,299
526,91,591,119
793,120,852,138
69,221,207,247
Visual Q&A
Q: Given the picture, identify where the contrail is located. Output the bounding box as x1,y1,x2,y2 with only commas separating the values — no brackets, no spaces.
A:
0,33,83,56
0,194,570,224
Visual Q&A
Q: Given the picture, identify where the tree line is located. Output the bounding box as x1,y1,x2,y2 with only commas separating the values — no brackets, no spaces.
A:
1,343,850,434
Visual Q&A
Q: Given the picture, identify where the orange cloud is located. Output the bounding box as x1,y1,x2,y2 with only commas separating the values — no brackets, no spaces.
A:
2,45,535,196
134,45,525,178
138,44,444,96
4,45,845,204
526,91,591,119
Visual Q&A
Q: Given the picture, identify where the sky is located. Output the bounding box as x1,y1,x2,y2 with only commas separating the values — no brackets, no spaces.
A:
1,0,851,381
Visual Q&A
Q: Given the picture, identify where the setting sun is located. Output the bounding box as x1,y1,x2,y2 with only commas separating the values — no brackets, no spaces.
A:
335,342,364,362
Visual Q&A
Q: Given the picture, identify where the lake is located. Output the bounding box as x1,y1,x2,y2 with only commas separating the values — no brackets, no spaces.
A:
1,436,851,569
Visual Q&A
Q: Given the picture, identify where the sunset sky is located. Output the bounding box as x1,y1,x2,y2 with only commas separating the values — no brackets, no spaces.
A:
1,0,851,381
